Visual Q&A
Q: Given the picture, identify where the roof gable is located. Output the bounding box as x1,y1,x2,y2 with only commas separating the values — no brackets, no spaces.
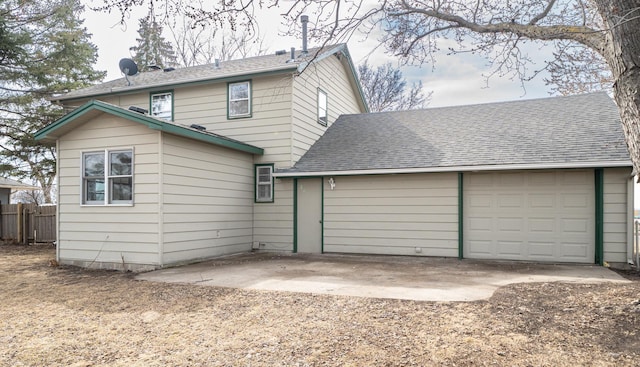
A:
280,93,630,176
35,100,264,155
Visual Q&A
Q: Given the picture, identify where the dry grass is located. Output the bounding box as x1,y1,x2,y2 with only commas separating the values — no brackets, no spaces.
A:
1,244,640,366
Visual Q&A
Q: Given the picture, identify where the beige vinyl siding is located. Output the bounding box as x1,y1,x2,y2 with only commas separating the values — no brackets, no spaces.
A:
291,56,364,164
57,114,160,268
252,178,294,251
161,133,254,265
603,167,632,263
323,173,459,256
100,77,292,166
171,75,294,167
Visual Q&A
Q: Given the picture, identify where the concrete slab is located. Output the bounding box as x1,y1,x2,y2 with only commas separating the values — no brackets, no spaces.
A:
136,253,630,302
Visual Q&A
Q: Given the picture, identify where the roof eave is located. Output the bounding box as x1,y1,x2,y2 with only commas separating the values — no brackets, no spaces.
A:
274,161,634,178
53,65,299,103
35,100,264,155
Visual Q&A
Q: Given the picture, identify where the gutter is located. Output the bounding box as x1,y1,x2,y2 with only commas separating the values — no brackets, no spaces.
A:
274,161,633,178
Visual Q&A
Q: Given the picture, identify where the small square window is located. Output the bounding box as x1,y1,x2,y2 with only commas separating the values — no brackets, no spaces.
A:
318,88,328,125
255,164,274,203
151,92,173,121
228,81,251,118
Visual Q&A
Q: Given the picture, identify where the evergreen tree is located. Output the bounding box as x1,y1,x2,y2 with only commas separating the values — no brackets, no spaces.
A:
131,12,177,70
0,0,105,203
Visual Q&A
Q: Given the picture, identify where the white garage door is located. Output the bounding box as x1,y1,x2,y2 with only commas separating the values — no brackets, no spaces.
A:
464,170,594,263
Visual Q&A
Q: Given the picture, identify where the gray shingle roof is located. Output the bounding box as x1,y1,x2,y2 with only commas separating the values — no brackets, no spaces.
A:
35,100,264,155
0,177,39,190
56,44,346,101
286,92,630,174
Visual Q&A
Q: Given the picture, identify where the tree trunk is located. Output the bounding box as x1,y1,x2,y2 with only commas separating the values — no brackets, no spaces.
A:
595,0,640,176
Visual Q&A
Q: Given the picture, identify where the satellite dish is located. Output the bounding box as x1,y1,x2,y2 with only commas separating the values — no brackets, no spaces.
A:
119,58,138,86
119,58,138,76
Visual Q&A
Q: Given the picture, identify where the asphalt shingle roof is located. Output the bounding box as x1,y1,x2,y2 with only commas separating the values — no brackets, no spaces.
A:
0,177,39,190
57,44,345,101
288,92,630,173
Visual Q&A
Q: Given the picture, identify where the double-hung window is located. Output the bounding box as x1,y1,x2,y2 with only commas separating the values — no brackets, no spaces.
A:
228,81,251,118
83,150,133,205
255,164,274,203
150,91,173,121
318,88,328,125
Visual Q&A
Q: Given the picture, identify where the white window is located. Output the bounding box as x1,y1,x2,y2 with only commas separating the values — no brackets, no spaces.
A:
151,92,172,120
255,165,273,203
82,150,133,205
318,88,328,125
228,81,251,118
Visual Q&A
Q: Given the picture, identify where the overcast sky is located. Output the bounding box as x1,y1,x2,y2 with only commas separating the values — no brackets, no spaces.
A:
81,3,555,108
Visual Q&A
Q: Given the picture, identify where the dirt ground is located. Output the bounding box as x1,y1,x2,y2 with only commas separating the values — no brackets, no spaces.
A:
1,244,640,367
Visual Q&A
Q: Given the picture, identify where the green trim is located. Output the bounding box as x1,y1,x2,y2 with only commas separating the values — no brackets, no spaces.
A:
149,90,174,121
321,177,325,253
337,47,370,113
35,100,264,155
293,178,298,253
254,163,275,203
227,80,253,119
458,172,464,260
595,168,604,265
55,67,297,103
317,88,328,126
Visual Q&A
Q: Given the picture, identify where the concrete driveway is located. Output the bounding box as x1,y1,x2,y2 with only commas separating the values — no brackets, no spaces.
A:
136,252,629,302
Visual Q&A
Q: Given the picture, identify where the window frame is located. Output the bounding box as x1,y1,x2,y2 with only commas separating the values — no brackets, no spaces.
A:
81,148,134,206
150,90,174,121
227,80,252,119
317,88,328,126
255,163,274,203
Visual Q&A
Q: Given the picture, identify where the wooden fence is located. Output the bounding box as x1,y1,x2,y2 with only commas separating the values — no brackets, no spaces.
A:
0,204,56,244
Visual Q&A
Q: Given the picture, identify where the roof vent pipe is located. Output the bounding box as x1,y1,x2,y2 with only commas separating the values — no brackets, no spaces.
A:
290,47,295,61
215,59,220,69
300,15,309,54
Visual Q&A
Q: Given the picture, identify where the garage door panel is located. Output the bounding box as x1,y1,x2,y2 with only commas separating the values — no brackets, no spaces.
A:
498,194,523,208
468,217,492,232
527,242,556,258
560,242,589,258
497,217,523,232
467,173,494,187
562,194,589,208
469,195,492,208
467,240,492,256
499,173,525,186
562,170,591,184
529,218,555,232
561,219,589,234
529,194,555,208
497,241,523,256
528,172,556,185
465,170,594,263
